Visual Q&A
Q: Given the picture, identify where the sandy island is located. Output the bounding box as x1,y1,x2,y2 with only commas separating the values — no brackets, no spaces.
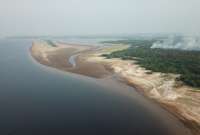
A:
30,41,200,135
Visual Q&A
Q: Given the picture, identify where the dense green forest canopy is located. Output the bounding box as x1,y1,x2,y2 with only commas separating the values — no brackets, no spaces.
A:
102,39,200,88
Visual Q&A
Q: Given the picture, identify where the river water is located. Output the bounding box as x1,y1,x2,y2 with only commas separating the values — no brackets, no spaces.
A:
0,39,191,135
68,54,78,68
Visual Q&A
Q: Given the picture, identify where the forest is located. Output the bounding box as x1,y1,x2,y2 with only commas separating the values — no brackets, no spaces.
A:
102,39,200,88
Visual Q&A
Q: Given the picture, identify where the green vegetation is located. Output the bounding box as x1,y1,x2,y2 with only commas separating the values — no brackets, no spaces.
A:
102,39,200,88
46,40,57,47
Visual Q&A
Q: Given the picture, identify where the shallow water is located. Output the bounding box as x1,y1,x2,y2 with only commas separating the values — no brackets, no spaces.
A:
0,39,191,135
68,54,78,68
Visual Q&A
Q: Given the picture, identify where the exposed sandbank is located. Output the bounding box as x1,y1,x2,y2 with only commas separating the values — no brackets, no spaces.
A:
31,41,112,78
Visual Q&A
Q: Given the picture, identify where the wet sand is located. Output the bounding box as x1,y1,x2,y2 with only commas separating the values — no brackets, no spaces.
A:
30,41,199,135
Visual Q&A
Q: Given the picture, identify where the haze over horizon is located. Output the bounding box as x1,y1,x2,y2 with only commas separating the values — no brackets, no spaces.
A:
0,0,200,37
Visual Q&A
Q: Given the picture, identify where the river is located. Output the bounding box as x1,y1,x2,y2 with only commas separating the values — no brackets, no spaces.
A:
0,39,191,135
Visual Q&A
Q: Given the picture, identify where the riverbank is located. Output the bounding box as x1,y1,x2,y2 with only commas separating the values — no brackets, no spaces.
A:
86,45,200,135
30,41,199,135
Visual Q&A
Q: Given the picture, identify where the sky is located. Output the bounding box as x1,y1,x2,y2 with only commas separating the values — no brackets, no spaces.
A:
0,0,200,36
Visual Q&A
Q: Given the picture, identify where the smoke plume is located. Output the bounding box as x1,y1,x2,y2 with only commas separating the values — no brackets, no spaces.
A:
151,36,200,51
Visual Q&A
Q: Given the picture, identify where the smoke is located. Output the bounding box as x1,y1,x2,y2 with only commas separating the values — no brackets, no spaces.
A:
151,35,200,51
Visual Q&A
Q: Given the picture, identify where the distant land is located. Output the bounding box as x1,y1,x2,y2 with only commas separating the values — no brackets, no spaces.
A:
5,33,177,40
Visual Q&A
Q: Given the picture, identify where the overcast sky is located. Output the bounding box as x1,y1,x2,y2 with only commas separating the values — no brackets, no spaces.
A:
0,0,200,36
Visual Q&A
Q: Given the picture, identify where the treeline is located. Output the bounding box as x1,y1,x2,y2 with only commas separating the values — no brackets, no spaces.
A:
46,40,57,47
102,40,200,88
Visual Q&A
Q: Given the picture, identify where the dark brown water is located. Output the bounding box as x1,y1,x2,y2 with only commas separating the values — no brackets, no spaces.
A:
0,39,191,135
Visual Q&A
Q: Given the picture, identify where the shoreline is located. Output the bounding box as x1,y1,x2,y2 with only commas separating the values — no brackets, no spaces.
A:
87,50,200,135
30,41,200,135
